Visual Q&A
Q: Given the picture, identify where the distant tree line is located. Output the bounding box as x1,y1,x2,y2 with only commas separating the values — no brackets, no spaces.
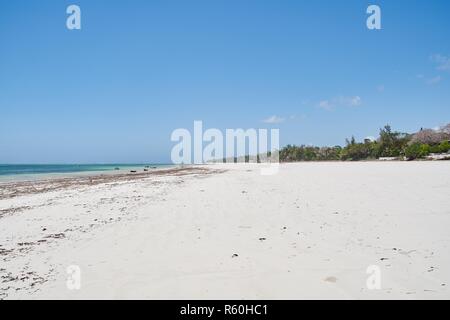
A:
280,124,450,162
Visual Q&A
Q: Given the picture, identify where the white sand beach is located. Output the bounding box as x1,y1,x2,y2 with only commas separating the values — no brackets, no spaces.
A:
1,162,450,299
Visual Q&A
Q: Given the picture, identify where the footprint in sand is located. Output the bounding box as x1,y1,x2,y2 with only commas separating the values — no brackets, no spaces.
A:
324,276,337,283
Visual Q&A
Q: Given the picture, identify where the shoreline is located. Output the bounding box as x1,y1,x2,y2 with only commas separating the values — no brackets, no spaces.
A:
0,164,175,184
0,166,217,201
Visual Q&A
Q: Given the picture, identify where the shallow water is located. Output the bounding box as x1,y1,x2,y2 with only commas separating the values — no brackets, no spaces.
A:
0,164,173,182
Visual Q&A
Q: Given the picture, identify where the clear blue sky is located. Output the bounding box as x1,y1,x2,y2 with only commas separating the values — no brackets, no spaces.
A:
1,0,449,163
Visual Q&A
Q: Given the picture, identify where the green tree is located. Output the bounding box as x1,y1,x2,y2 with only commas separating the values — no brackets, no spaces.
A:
404,143,430,160
377,125,409,157
438,140,450,153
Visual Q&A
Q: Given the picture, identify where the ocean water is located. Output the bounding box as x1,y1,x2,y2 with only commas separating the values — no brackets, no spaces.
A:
0,164,173,182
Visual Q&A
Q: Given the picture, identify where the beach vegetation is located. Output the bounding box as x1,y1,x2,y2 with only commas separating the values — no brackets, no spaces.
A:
279,123,450,162
404,143,430,160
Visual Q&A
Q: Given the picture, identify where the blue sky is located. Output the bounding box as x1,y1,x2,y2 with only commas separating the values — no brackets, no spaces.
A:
1,0,449,163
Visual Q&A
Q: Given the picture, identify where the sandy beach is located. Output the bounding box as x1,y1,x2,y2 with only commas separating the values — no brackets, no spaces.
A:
1,162,450,299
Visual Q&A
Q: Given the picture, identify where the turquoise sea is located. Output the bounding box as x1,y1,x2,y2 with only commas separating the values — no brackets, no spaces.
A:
0,164,173,182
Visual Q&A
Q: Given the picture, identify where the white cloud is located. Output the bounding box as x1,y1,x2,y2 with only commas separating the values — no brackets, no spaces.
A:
377,84,385,92
431,54,450,71
262,115,285,124
318,100,333,110
347,96,362,107
426,75,442,85
317,96,362,110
